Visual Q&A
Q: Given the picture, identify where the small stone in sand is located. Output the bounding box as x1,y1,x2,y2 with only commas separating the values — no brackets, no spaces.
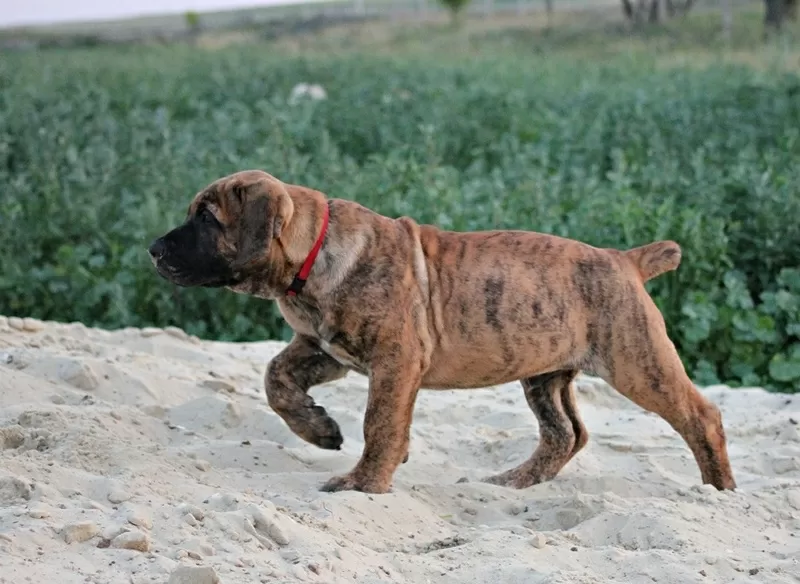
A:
178,504,205,521
111,530,151,552
530,534,547,549
0,476,32,502
8,317,24,331
167,566,220,584
195,459,211,471
28,507,50,519
183,513,199,526
201,379,236,393
62,521,100,544
108,489,132,504
126,508,153,530
58,360,99,391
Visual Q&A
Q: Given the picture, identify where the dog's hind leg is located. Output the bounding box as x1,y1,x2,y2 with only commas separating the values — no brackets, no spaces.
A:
602,296,736,491
483,369,587,489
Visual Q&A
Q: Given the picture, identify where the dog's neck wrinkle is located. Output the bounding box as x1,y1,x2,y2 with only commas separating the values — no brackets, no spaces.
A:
289,204,370,302
280,198,326,268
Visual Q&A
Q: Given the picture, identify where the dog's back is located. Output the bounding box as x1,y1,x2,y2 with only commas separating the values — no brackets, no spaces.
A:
413,225,680,389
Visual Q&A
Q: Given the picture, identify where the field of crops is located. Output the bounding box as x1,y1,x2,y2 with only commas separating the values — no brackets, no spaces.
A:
1,27,799,392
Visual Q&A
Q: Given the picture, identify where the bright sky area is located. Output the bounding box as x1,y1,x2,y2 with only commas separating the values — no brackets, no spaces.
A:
0,0,313,28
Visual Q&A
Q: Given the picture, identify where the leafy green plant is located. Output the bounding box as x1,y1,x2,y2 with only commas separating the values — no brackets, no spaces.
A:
0,48,798,392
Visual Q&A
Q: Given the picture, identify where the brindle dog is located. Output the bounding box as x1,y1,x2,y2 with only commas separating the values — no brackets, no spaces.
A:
149,169,736,494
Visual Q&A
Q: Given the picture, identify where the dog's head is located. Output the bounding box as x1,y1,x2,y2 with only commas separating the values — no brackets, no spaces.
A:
148,170,294,291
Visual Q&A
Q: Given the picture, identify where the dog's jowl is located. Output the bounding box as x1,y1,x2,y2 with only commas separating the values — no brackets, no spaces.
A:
150,169,737,494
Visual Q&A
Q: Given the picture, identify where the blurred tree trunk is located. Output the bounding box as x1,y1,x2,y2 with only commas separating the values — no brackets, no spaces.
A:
648,0,661,22
621,0,692,24
764,0,797,33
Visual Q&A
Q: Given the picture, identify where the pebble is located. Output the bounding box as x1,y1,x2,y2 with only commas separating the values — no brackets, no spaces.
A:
178,503,206,521
140,327,162,338
787,490,800,511
195,459,211,471
8,317,24,331
111,529,151,552
167,566,221,584
108,489,132,504
186,550,203,561
530,534,547,549
102,525,128,541
28,507,50,519
58,360,99,391
200,543,215,556
183,513,199,526
248,504,290,546
507,502,526,516
0,426,25,449
50,394,66,405
201,379,236,393
62,521,100,544
126,507,153,530
22,318,45,332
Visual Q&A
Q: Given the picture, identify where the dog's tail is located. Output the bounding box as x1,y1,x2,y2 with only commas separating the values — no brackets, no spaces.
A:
624,240,682,282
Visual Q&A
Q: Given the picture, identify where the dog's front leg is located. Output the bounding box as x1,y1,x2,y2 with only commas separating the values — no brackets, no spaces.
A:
320,359,422,494
265,335,350,450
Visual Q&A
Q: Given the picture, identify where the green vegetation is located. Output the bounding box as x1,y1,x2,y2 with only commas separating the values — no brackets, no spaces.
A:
1,9,799,392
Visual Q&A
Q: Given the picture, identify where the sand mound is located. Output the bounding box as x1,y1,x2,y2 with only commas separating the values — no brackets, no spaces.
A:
1,315,799,583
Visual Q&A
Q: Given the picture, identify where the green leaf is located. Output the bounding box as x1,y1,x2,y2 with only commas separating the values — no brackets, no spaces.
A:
778,268,800,293
768,352,800,383
723,270,754,310
692,360,720,387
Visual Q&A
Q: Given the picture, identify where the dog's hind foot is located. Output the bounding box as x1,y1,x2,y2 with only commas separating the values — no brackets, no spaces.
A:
480,465,548,490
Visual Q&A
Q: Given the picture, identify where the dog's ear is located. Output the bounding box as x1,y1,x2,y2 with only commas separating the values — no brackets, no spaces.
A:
236,180,294,264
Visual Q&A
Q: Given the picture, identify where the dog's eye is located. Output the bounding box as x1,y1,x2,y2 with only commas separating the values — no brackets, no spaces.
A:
201,208,216,224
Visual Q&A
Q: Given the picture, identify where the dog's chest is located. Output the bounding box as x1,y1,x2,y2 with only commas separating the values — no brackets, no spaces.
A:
318,338,364,370
284,305,367,372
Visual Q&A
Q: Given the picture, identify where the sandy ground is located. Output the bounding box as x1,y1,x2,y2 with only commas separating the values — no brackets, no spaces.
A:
1,315,799,584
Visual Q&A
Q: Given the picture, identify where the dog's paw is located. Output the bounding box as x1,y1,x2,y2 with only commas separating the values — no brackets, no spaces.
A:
296,405,344,450
480,470,537,490
311,419,343,450
319,472,391,494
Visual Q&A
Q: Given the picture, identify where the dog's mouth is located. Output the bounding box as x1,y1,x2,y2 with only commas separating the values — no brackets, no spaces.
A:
152,256,242,289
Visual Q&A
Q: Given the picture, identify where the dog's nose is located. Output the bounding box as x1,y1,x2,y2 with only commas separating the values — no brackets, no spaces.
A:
148,239,166,260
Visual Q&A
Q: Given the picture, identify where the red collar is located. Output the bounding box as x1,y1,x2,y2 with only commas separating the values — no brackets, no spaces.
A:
285,203,330,297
